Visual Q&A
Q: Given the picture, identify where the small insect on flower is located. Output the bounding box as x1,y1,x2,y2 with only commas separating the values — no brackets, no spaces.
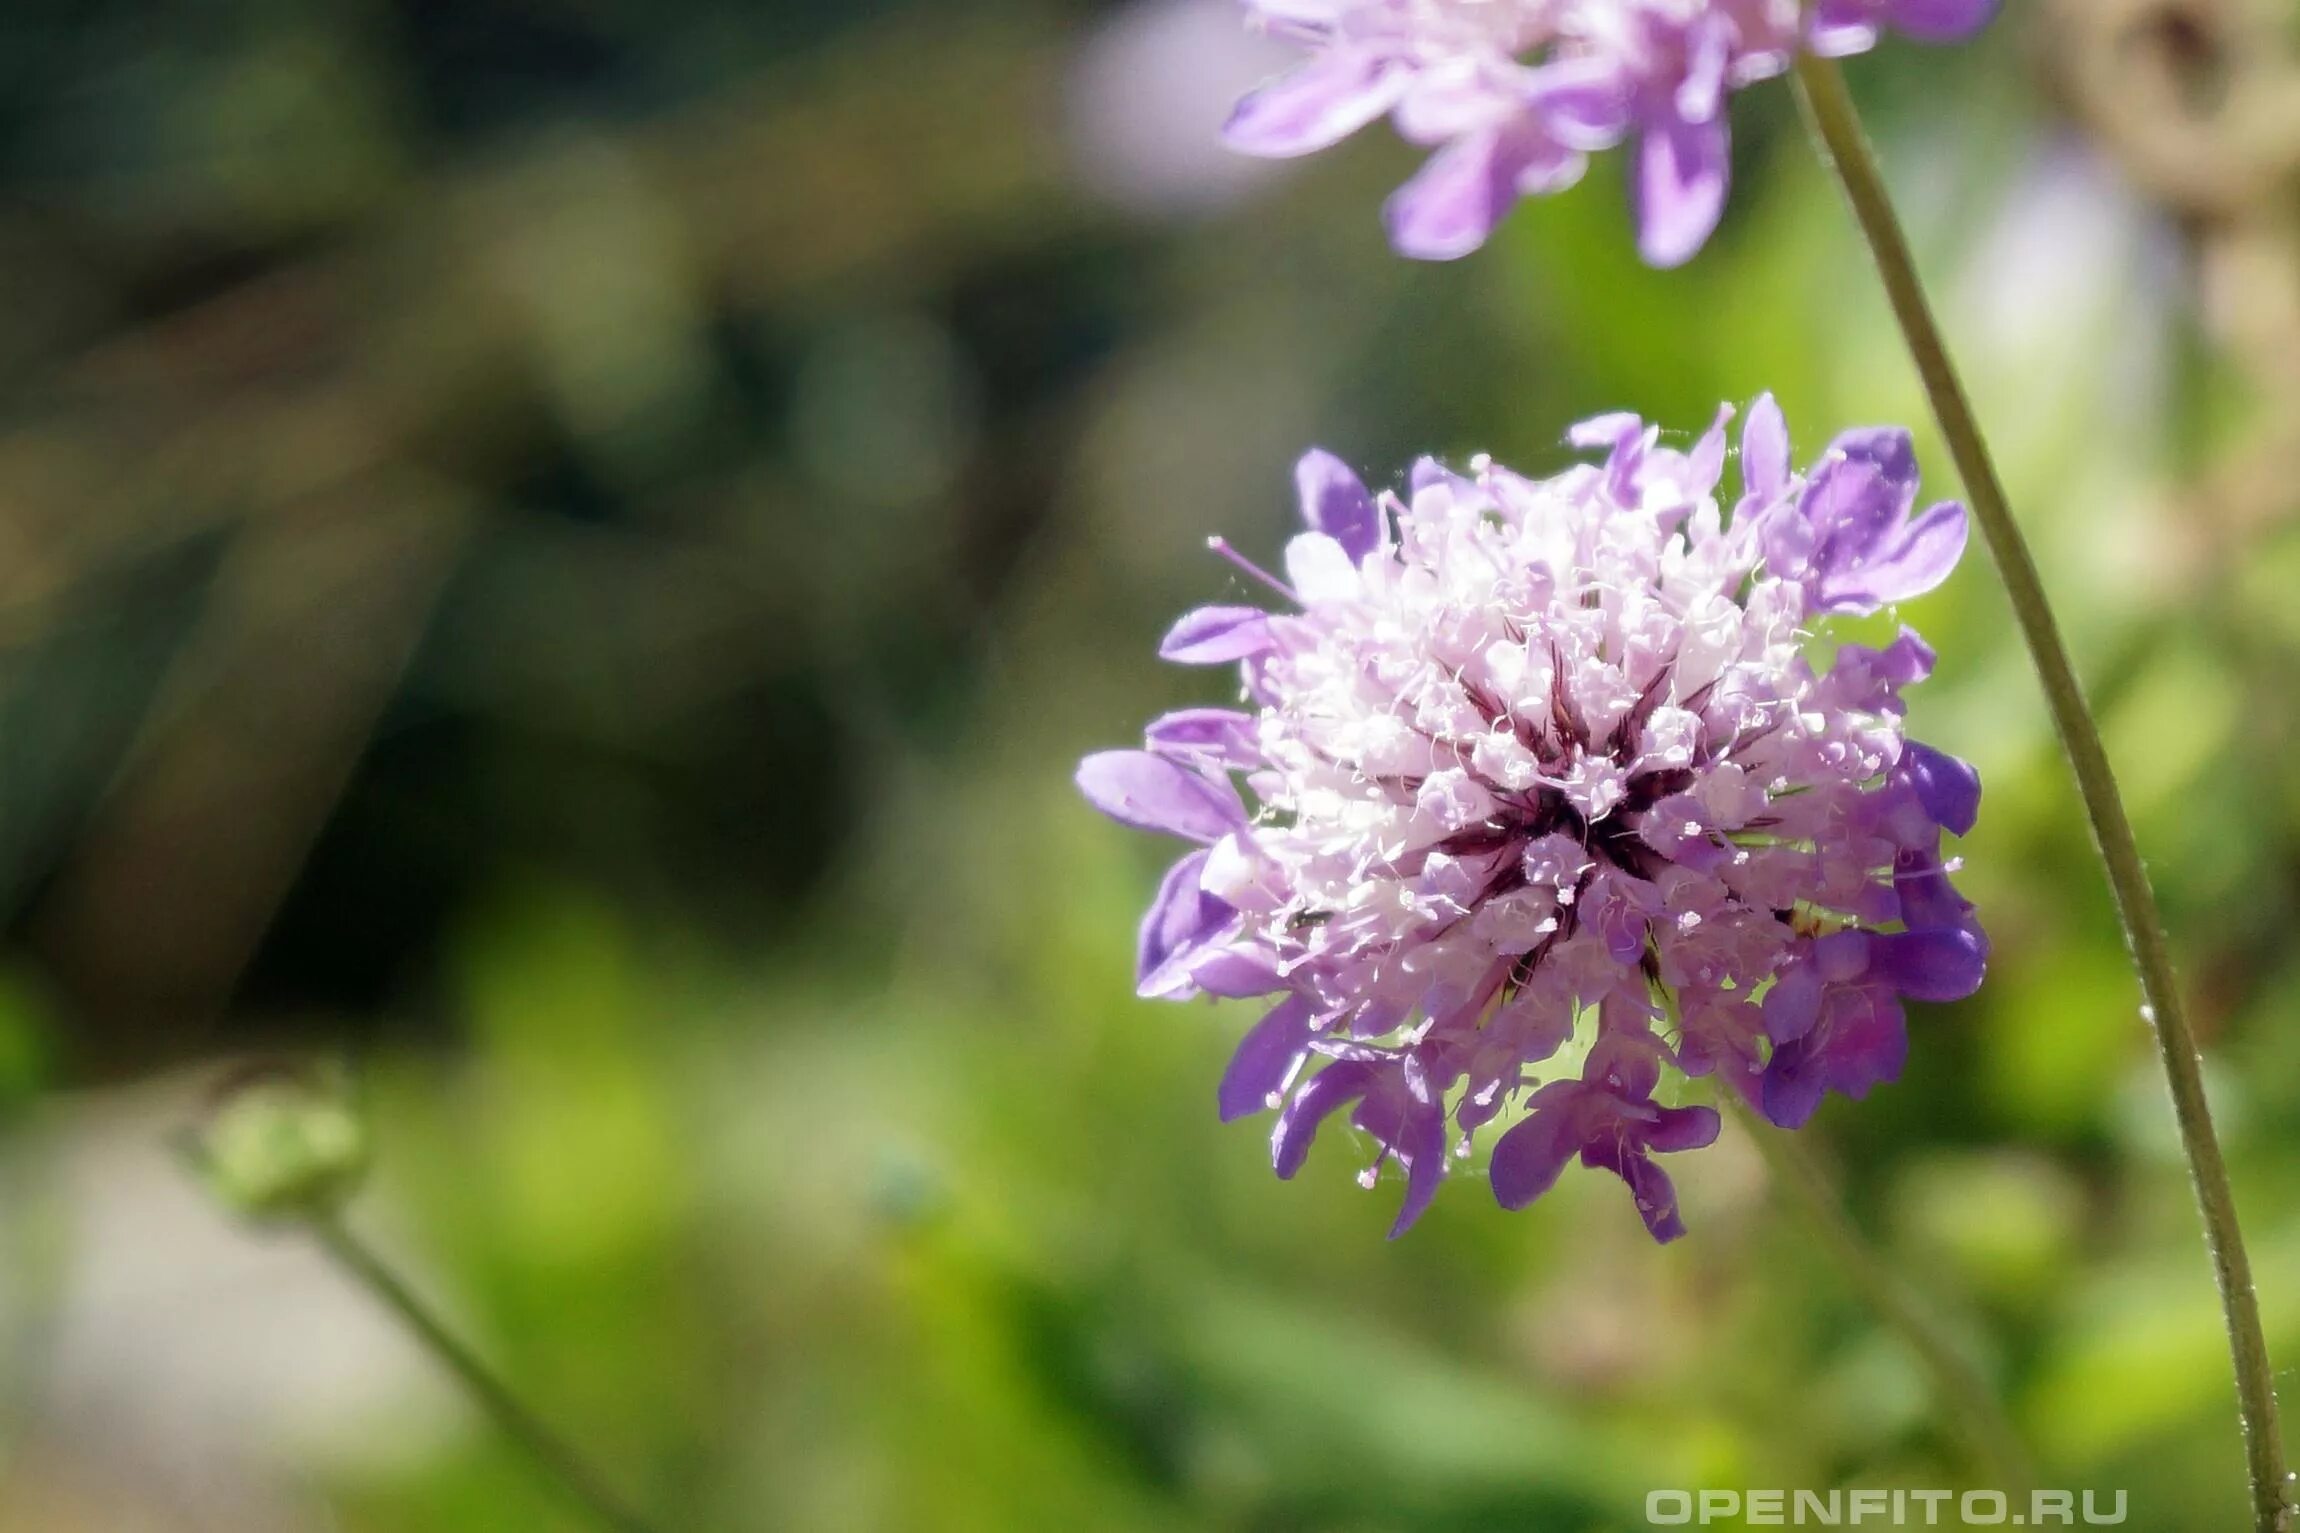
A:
1222,0,1999,265
1078,399,1984,1239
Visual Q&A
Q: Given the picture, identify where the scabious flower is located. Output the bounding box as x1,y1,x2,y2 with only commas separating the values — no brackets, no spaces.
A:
1078,399,1984,1239
1222,0,1998,265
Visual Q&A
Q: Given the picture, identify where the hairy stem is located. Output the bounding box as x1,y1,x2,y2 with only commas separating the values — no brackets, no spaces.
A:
1724,1095,2032,1491
313,1217,665,1533
1792,51,2290,1532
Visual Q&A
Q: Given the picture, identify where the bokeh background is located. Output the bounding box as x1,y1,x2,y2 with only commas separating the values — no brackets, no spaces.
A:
0,1,2296,1529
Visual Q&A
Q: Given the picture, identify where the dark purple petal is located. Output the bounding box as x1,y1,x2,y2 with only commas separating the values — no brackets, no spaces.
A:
1385,1104,1449,1238
1886,0,1999,42
1759,1047,1831,1129
1813,929,1874,983
1346,995,1412,1039
1583,1031,1664,1101
1145,708,1263,769
1159,605,1276,664
1674,991,1765,1086
1136,849,1229,996
1491,988,1575,1070
1819,498,1968,610
1597,1145,1691,1243
1893,845,1978,939
1489,1091,1587,1210
1805,454,1907,555
1294,448,1382,562
1583,869,1659,967
1350,1082,1448,1237
1076,750,1244,843
1761,954,1825,1044
1222,50,1409,158
1870,926,1986,1002
1829,426,1921,489
1762,987,1909,1128
1900,740,1980,836
1271,1060,1376,1178
1631,111,1730,269
1827,627,1935,709
1644,1103,1723,1155
1219,995,1314,1122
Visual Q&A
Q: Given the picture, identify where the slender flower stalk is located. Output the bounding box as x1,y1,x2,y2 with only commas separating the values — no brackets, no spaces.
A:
1791,52,2292,1533
313,1217,665,1533
1720,1093,2032,1493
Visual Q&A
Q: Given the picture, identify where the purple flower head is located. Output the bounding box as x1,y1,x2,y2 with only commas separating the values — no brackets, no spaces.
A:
1223,0,1998,264
1081,398,1984,1239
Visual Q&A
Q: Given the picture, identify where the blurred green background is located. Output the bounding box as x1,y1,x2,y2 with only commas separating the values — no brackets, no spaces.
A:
0,1,2294,1529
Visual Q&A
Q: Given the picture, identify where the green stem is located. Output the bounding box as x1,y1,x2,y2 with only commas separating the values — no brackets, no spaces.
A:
312,1217,666,1533
1792,52,2291,1533
1723,1094,2033,1492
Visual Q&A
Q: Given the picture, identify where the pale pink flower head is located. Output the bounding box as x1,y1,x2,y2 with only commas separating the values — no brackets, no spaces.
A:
1081,399,1984,1238
1223,0,1998,264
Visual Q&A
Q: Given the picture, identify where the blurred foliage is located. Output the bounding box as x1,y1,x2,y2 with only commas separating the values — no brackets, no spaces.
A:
0,1,2294,1531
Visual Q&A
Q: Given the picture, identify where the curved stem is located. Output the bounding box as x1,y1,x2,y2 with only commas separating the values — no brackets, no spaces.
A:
313,1217,666,1533
1792,52,2290,1532
1723,1095,2033,1492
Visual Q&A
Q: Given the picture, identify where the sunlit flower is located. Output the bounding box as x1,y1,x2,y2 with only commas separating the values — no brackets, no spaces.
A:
1079,399,1984,1238
1222,0,1998,264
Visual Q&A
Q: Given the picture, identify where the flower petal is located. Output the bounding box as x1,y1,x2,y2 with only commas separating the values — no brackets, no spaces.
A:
1526,56,1632,150
1223,50,1409,158
1886,0,2000,42
1191,949,1288,999
1631,111,1730,269
1489,1099,1584,1210
1645,1103,1723,1156
1382,1102,1449,1238
1596,1145,1692,1243
1870,925,1986,1001
1826,498,1967,609
1294,447,1382,562
1805,454,1906,558
1761,953,1825,1044
1894,845,1979,939
1759,1049,1831,1129
1136,849,1229,996
1271,1060,1376,1178
1481,1084,1591,1204
1284,531,1362,605
1219,994,1315,1122
1569,411,1644,451
1145,708,1263,770
1899,740,1980,836
1763,986,1910,1128
1159,605,1276,664
1076,750,1244,842
1740,392,1791,502
1384,119,1577,261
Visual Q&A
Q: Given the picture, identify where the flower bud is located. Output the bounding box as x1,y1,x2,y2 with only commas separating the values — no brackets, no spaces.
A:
192,1065,368,1223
